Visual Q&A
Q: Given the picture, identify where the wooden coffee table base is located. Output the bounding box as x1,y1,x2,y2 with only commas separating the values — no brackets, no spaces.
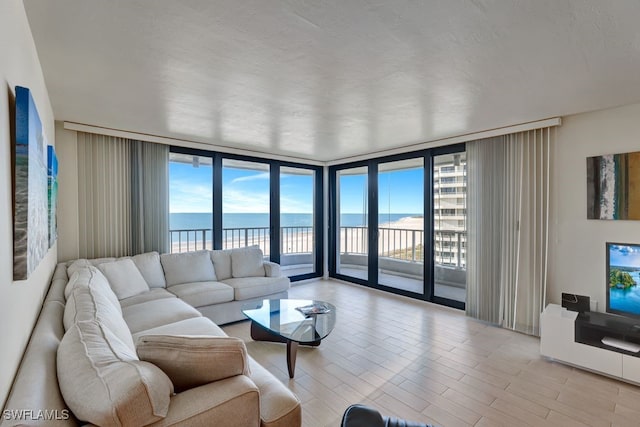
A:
250,321,320,378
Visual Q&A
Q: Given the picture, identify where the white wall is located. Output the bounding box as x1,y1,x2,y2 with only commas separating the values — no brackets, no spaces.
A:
0,0,56,408
548,102,640,311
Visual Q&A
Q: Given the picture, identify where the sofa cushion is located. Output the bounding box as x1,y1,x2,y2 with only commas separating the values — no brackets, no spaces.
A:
64,281,136,351
248,357,302,427
97,258,150,300
64,267,121,312
167,281,234,308
221,276,290,301
66,257,116,278
161,251,217,286
119,288,176,308
231,246,265,278
132,317,227,342
137,335,251,392
122,298,202,334
57,321,173,427
211,249,232,280
264,261,282,278
132,251,167,288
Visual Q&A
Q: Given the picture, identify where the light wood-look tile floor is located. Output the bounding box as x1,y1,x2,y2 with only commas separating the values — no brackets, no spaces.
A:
222,280,640,427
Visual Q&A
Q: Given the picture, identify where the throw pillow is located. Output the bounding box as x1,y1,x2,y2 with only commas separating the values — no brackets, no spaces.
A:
131,252,167,288
231,246,265,278
58,321,173,426
97,258,150,300
136,335,251,392
160,251,217,286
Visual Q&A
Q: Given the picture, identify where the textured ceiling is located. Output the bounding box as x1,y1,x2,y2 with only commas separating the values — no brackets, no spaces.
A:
23,0,640,162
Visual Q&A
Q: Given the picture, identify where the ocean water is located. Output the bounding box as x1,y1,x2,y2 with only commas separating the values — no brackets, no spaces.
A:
170,212,420,230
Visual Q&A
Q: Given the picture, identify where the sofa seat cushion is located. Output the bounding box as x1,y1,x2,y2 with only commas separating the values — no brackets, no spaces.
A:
137,335,251,392
161,251,217,286
122,298,202,334
119,288,176,308
132,317,227,342
167,281,234,308
57,321,173,427
248,357,301,427
149,376,260,427
221,276,290,301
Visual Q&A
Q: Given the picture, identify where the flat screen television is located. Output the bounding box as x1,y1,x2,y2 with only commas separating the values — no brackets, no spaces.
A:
606,242,640,318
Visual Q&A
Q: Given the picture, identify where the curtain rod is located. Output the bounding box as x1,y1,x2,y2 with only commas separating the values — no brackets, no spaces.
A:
63,122,324,166
65,117,560,167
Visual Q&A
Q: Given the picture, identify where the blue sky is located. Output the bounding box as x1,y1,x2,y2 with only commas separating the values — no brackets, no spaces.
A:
339,168,424,214
170,161,423,214
610,244,640,268
170,162,314,214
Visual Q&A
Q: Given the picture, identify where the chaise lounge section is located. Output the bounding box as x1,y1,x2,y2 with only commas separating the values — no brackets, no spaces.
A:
2,247,300,426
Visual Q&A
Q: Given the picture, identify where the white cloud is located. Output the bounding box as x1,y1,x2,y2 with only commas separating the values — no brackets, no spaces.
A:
231,172,270,184
223,188,270,213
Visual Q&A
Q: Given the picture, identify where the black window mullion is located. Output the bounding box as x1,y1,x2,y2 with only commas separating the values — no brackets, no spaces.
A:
368,160,378,287
213,154,223,249
424,153,434,301
270,163,280,264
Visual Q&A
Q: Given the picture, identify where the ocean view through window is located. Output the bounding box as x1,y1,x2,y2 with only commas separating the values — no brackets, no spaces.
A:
169,149,323,280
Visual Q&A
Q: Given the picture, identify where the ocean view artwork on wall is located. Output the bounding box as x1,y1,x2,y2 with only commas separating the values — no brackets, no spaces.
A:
13,86,49,280
587,151,640,220
47,145,58,248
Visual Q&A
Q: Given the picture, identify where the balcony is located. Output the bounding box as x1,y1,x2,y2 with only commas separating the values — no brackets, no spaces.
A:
170,226,466,301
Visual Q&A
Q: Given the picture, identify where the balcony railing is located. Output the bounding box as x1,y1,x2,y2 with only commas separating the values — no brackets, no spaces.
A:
169,226,466,269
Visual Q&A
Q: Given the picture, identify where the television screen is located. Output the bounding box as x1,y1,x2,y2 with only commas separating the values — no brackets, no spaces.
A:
607,242,640,317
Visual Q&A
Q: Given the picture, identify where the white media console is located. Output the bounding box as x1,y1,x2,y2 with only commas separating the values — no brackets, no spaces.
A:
540,304,640,384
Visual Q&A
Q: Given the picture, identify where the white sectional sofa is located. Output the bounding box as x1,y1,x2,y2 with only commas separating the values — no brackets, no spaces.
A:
2,247,301,427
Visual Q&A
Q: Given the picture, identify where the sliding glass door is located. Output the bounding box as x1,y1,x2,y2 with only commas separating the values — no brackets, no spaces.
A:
378,158,424,293
279,166,317,277
330,145,465,309
335,166,369,281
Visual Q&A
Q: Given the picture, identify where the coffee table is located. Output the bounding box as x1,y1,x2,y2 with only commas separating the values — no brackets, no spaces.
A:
242,299,336,378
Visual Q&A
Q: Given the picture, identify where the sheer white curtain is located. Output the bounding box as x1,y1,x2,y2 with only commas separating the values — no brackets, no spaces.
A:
466,128,553,335
77,132,169,258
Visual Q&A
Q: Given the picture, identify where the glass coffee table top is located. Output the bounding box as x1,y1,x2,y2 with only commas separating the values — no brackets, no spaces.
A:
241,299,336,344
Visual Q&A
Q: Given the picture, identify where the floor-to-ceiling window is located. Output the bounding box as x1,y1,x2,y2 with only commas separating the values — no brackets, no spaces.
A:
433,152,467,303
169,147,323,281
169,152,213,253
222,159,271,256
378,158,424,293
279,166,317,277
335,165,369,282
330,145,465,309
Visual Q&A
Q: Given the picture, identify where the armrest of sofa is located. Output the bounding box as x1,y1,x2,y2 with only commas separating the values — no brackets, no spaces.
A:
263,261,282,277
148,375,260,427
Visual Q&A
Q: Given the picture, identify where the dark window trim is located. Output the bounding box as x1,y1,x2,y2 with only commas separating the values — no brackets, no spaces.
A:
329,144,466,309
169,147,323,282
